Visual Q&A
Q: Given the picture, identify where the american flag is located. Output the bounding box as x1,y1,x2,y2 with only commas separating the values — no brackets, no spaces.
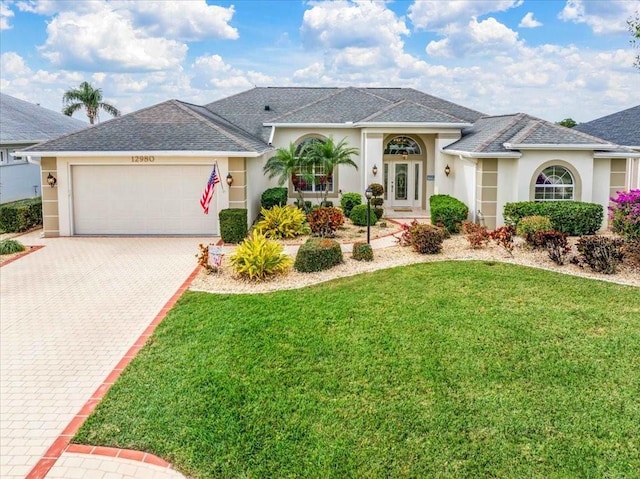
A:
200,164,220,214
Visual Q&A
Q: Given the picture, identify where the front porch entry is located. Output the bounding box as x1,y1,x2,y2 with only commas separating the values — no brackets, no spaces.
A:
383,159,423,210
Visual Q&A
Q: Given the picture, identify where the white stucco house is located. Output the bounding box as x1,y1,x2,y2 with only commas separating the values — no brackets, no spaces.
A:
0,93,86,204
18,87,639,237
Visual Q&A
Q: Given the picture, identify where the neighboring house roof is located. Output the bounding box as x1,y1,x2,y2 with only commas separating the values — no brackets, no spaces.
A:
574,105,640,147
444,113,634,157
0,93,86,144
23,100,272,155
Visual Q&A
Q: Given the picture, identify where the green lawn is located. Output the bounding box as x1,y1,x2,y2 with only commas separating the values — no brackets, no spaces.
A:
74,261,640,479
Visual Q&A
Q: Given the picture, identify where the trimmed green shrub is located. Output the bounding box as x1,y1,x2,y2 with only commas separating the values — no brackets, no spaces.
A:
373,207,384,220
430,195,469,233
0,198,42,233
230,231,292,281
255,205,308,239
369,183,384,197
294,238,343,272
350,204,378,226
0,239,26,255
307,207,344,238
340,193,362,218
572,235,624,274
219,208,247,244
371,197,384,207
320,200,334,208
352,241,373,261
260,187,288,210
409,223,447,254
504,201,603,236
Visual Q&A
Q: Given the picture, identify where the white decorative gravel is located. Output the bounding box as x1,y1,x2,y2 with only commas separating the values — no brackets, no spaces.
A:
189,235,639,294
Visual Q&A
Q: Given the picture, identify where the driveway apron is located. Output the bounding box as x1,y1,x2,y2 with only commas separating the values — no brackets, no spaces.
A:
0,232,210,478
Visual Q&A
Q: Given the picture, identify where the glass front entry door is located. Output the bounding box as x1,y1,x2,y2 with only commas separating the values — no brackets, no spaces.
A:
384,161,421,208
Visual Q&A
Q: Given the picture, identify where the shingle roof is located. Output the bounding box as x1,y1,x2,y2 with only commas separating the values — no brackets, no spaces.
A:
0,93,86,144
444,113,627,156
23,100,272,154
205,87,485,142
574,105,640,147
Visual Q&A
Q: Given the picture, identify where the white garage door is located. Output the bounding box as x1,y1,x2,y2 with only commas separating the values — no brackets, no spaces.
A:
72,165,218,235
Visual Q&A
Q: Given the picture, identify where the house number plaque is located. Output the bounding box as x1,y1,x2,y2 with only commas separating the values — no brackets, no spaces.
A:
131,156,155,163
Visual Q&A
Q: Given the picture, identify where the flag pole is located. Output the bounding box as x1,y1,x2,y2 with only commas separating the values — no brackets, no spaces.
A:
216,160,226,193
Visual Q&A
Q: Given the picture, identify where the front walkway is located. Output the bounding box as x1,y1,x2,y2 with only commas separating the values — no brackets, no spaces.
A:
0,231,209,479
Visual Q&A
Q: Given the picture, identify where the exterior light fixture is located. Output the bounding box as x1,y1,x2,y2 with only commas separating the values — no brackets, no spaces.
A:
444,164,451,177
372,164,378,176
226,173,234,186
402,153,408,160
365,186,373,244
46,173,57,188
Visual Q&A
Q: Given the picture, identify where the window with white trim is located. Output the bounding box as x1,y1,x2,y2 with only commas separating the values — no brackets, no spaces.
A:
534,165,574,201
384,136,421,155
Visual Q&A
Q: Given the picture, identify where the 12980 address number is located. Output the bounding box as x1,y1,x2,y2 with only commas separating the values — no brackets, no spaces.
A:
131,156,155,163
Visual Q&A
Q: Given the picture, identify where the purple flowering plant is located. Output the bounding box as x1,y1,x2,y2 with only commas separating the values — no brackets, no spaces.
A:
608,189,640,240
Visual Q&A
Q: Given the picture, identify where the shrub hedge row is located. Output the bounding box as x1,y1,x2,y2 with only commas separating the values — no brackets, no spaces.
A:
0,198,43,233
504,201,603,236
430,195,469,233
260,187,288,210
219,208,248,244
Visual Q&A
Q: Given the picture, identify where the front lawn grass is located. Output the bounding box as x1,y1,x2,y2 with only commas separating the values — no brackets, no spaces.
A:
74,261,640,479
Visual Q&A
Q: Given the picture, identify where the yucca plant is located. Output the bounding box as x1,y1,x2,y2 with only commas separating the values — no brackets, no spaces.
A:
255,205,309,239
230,230,293,281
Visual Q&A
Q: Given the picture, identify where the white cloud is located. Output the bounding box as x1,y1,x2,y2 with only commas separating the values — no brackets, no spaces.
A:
119,0,238,41
0,52,31,76
1,1,15,30
558,0,637,35
40,4,187,72
191,54,267,93
426,17,521,57
409,0,522,32
519,12,542,28
301,0,409,51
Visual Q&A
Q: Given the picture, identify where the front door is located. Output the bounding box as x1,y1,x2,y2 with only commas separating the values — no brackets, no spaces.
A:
384,161,422,208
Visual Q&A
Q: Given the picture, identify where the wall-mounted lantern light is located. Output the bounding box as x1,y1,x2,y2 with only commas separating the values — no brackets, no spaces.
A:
372,164,378,176
46,173,57,188
226,173,234,186
444,164,451,177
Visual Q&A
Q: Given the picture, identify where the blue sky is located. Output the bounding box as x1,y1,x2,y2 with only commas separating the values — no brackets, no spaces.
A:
1,0,638,123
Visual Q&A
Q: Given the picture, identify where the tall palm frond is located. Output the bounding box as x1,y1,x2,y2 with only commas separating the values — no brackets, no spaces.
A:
263,142,313,210
307,136,359,202
62,81,121,124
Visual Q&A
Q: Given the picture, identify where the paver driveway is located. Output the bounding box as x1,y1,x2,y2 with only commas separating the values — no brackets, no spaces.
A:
1,231,211,478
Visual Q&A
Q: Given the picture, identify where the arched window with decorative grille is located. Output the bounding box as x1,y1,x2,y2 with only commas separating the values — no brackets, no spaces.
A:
534,165,575,201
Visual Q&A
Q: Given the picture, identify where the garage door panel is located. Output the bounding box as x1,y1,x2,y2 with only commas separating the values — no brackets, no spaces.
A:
72,165,218,235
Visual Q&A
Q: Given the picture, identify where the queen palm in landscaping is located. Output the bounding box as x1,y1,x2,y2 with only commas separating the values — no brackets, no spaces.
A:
306,136,358,204
263,142,313,212
62,81,120,124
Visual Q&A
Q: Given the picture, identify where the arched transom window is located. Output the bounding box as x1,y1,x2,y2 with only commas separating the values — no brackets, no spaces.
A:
535,165,574,201
293,137,331,193
384,136,421,155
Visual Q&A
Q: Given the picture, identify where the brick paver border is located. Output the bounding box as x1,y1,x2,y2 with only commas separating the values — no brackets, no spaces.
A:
25,264,202,479
0,245,45,268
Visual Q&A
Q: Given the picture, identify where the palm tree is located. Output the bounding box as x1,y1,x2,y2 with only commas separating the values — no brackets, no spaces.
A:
263,142,313,211
62,81,121,124
306,136,359,203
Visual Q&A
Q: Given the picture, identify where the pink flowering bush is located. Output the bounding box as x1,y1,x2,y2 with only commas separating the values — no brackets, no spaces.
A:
609,189,640,240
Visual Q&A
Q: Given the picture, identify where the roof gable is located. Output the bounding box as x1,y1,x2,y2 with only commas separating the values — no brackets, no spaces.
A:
24,100,270,154
0,93,86,144
361,99,467,124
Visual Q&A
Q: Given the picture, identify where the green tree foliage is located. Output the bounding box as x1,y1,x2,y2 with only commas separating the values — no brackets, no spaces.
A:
62,81,120,124
629,12,640,70
556,118,577,128
306,136,359,203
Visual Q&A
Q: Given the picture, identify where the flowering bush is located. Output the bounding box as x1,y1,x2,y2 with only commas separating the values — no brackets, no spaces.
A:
609,189,640,240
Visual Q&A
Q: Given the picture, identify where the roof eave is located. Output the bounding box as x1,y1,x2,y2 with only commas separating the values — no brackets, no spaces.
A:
0,139,45,145
442,148,521,159
13,150,265,158
357,122,472,128
593,151,640,158
503,142,614,150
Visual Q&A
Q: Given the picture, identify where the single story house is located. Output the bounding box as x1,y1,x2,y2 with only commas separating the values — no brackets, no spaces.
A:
574,105,640,189
0,93,86,204
19,87,639,237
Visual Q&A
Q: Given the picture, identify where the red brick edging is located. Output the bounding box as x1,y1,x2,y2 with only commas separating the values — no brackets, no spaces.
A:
0,245,45,268
26,264,202,479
